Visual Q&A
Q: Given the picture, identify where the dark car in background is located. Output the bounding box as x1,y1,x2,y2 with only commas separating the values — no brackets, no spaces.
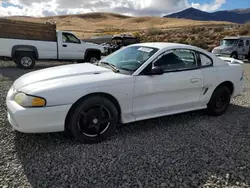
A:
85,34,140,55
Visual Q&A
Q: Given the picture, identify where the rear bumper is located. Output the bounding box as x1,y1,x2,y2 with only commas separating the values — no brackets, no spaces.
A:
6,99,72,133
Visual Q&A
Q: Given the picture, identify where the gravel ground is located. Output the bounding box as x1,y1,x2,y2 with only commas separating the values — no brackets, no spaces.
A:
1,60,250,188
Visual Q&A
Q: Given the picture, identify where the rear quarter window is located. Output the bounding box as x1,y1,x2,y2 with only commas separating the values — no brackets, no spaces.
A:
199,53,213,67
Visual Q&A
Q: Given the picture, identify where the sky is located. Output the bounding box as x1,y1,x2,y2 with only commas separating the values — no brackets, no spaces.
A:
0,0,249,17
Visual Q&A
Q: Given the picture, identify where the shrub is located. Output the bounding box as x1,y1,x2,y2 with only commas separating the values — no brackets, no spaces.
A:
190,27,205,34
176,38,187,44
190,39,209,50
132,31,142,38
147,27,164,35
213,27,224,33
238,23,250,35
239,29,249,35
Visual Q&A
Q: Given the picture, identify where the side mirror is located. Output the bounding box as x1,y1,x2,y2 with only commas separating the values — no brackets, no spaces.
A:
148,66,164,75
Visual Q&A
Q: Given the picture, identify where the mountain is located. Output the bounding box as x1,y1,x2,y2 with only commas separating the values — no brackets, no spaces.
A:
4,12,231,39
164,7,250,24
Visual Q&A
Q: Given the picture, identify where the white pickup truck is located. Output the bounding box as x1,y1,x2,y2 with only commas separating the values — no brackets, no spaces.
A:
0,30,105,69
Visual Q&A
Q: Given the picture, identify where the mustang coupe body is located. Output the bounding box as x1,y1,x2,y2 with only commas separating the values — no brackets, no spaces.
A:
6,42,244,143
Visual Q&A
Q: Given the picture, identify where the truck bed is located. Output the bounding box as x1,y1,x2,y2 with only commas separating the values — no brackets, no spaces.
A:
0,38,57,59
0,18,56,41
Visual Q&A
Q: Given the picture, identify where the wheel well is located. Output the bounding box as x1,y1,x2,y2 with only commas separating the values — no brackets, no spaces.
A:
15,51,36,59
12,45,38,59
231,51,238,55
216,81,234,95
64,93,121,131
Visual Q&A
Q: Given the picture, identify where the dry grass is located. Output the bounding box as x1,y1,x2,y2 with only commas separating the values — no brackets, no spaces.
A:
5,12,234,39
138,25,250,51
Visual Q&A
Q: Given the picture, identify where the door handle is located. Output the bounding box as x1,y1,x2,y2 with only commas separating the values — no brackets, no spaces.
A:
190,78,200,83
63,44,67,47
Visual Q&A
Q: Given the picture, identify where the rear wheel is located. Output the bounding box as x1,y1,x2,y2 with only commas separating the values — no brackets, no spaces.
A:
207,85,231,116
68,96,118,144
16,53,36,69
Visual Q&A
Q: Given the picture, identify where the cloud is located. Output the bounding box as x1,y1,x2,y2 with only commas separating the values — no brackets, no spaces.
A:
191,0,226,12
0,0,227,17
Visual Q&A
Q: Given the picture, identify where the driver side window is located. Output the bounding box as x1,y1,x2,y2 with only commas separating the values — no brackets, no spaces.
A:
154,49,197,72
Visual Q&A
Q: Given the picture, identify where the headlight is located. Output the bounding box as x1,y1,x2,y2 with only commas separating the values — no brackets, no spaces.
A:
14,93,46,107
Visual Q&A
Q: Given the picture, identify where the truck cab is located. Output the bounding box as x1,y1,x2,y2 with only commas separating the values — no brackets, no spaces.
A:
212,36,250,60
57,31,105,62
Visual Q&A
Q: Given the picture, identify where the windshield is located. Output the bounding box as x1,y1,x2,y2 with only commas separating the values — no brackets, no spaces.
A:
221,39,239,47
100,46,158,73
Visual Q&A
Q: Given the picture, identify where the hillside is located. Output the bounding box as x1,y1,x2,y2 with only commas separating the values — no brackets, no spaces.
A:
5,12,234,39
231,8,250,14
164,7,250,24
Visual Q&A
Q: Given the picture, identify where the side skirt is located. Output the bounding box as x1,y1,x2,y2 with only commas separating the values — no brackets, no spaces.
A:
122,106,207,124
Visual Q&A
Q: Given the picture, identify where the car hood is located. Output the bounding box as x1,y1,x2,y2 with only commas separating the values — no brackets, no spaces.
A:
84,42,105,53
13,63,115,91
214,45,234,50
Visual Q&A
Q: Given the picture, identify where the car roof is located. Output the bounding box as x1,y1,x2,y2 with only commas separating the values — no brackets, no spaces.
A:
130,42,195,50
131,42,204,52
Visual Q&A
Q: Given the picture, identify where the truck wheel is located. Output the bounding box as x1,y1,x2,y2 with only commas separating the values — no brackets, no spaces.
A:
16,53,36,69
85,52,101,64
230,52,238,59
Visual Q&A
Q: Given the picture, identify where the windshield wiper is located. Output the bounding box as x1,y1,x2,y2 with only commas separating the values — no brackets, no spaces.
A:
100,62,120,73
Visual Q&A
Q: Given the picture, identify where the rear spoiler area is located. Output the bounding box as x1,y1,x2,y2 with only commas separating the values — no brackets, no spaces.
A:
218,57,244,65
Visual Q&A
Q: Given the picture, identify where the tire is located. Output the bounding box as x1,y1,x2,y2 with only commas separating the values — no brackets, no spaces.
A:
207,85,231,116
230,52,238,59
16,53,36,69
85,52,101,64
68,96,118,144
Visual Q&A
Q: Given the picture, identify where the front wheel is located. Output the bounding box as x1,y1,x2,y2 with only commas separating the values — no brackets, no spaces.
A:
207,85,231,116
230,52,238,59
68,96,118,144
85,53,101,64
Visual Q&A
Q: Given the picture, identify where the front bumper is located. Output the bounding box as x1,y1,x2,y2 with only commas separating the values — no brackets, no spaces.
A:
6,88,72,133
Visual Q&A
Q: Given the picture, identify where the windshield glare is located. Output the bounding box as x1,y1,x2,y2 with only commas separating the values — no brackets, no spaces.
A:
100,46,158,73
221,39,239,47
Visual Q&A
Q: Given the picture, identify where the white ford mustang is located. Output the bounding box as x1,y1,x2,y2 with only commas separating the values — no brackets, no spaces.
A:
6,42,244,143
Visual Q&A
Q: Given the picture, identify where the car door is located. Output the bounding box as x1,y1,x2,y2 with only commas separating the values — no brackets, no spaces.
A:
246,40,250,56
58,32,86,60
133,49,204,118
237,39,248,56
